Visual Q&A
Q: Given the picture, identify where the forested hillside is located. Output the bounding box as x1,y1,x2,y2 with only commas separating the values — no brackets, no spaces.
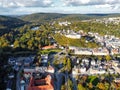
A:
18,13,120,23
18,13,67,23
0,15,27,36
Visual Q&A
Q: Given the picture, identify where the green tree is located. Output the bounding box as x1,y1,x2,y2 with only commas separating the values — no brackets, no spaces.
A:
67,78,73,90
66,58,72,72
104,82,110,90
77,84,86,90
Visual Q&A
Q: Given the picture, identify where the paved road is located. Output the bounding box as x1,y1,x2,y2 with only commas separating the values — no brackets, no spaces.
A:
6,79,12,89
55,72,66,90
16,58,24,90
16,65,24,90
69,74,77,90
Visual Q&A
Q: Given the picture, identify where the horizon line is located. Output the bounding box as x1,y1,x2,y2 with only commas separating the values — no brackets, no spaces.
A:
0,12,120,16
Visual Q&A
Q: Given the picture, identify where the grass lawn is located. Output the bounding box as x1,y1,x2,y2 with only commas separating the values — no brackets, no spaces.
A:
54,34,99,48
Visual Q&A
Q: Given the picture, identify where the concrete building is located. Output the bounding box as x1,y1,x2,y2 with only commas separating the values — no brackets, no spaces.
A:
75,48,93,55
65,34,81,39
93,48,109,55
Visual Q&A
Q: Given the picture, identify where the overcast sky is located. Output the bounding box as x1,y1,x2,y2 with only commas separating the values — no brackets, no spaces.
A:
0,0,120,15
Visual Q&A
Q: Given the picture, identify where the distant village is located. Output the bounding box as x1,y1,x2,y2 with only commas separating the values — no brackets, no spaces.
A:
55,26,120,56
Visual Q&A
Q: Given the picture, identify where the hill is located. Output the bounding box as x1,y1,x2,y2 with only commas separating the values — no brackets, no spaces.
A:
0,15,27,36
18,13,67,23
18,13,120,23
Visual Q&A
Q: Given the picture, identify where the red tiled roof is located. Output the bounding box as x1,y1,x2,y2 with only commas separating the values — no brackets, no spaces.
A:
27,75,54,90
42,45,56,50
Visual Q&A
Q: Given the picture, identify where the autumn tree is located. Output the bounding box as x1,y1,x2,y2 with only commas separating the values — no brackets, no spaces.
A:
105,55,111,61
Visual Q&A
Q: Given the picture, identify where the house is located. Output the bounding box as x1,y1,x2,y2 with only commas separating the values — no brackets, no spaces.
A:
69,46,77,50
111,48,120,55
24,67,35,75
42,45,56,50
24,58,33,67
65,33,81,39
47,65,54,73
93,47,109,55
58,21,71,26
74,48,93,55
89,68,106,75
91,60,96,66
108,68,115,74
27,73,54,90
112,60,119,67
41,54,48,60
41,54,48,66
64,30,81,39
8,57,16,65
105,38,120,48
35,67,47,73
114,78,120,83
72,66,79,75
79,67,86,74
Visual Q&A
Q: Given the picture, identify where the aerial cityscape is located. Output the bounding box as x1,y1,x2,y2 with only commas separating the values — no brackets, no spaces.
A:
0,0,120,90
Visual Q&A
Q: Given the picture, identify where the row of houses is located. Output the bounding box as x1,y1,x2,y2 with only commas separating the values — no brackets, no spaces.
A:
91,32,120,49
58,21,71,26
69,46,120,55
55,30,83,39
24,65,55,77
72,58,120,76
65,33,81,39
95,17,120,25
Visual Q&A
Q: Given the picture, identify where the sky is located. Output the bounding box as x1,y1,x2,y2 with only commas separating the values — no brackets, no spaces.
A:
0,0,120,15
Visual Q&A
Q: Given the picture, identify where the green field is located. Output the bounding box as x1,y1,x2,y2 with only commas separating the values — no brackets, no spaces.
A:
54,34,99,48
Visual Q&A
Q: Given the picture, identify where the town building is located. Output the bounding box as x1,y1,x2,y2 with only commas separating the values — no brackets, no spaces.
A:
93,47,109,55
27,72,54,90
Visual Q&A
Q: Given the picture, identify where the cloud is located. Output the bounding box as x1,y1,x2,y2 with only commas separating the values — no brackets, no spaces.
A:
0,0,53,8
62,0,120,6
0,0,120,15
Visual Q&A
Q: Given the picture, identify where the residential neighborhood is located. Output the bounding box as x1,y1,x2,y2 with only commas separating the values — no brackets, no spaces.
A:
0,11,120,90
3,27,120,90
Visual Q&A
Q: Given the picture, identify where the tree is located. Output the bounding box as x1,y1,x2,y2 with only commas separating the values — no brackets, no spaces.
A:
0,37,9,47
67,78,73,90
97,82,105,90
63,57,72,72
88,83,93,89
98,56,102,60
77,83,86,90
105,55,111,61
104,82,110,90
61,84,65,90
27,40,33,49
13,40,20,48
